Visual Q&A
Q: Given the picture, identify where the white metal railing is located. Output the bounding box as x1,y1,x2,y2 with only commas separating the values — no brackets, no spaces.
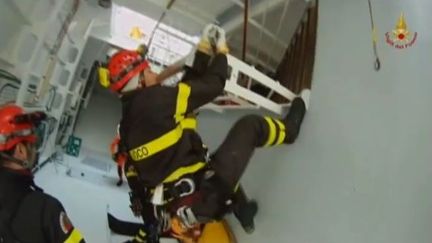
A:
201,54,296,115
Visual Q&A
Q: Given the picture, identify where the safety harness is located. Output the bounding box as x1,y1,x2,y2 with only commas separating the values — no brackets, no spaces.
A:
126,81,210,207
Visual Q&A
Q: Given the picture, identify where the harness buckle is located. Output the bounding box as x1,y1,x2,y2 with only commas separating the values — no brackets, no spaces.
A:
174,178,195,197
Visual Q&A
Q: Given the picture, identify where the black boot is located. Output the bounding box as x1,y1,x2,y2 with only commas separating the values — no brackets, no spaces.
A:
232,187,258,234
283,97,307,144
234,200,258,234
116,179,123,187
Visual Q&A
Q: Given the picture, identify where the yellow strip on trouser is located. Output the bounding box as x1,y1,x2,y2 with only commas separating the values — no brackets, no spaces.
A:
129,118,197,161
263,117,286,146
64,228,84,243
133,229,146,242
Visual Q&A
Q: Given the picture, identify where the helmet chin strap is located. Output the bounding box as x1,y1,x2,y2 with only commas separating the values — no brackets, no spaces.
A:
0,151,32,169
121,75,141,93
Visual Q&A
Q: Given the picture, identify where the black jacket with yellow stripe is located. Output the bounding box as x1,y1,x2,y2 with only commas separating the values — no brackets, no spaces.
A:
0,168,85,243
120,54,228,188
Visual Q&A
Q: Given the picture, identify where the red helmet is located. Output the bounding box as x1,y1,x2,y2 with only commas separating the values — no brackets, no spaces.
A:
100,50,150,92
0,104,45,151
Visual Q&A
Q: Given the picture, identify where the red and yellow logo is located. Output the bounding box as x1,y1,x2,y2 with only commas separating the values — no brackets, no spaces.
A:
129,26,145,41
385,13,417,49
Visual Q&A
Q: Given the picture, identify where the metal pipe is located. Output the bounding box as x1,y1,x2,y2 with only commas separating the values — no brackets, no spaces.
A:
242,0,249,61
254,2,268,64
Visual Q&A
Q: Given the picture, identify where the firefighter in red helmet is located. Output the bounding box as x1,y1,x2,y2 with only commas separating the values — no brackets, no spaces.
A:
110,124,127,186
0,104,85,243
100,24,310,242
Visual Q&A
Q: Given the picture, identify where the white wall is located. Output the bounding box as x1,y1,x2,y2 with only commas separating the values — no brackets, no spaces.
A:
74,85,121,155
194,0,432,243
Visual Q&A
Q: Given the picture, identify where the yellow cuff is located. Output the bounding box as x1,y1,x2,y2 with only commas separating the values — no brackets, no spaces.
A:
217,44,229,55
197,40,213,55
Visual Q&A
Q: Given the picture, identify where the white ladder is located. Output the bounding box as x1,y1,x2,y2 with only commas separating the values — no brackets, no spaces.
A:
201,55,296,115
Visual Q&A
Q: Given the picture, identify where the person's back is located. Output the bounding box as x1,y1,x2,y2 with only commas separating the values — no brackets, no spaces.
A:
0,104,85,243
120,84,209,187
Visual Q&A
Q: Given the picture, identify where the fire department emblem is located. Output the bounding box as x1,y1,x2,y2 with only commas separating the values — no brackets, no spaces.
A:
385,13,417,49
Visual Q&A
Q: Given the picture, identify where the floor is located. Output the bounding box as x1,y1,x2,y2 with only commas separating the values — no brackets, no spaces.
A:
34,149,179,243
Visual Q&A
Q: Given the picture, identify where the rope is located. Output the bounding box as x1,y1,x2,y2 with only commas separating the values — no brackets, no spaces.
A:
367,0,381,71
147,0,176,52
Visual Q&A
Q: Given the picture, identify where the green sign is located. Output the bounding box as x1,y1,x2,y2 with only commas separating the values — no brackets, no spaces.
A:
66,135,82,157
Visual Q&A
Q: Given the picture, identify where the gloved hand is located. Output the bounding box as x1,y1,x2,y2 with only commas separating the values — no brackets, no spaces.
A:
214,26,229,54
198,24,229,56
197,24,218,55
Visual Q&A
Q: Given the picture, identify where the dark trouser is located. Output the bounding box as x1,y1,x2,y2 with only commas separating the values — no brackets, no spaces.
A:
211,99,306,188
117,165,123,181
124,160,159,242
191,98,306,222
184,49,307,221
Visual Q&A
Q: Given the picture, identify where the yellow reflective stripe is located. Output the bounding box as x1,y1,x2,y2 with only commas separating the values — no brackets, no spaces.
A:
264,117,277,146
98,67,110,88
273,119,286,145
129,118,197,161
175,83,191,123
134,235,145,242
130,126,180,161
163,162,206,183
181,118,197,130
139,229,146,237
64,229,83,243
126,170,138,178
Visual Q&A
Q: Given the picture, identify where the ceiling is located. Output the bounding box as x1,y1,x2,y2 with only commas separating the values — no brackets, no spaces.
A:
112,0,308,74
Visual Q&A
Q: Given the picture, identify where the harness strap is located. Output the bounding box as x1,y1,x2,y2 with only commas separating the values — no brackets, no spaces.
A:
143,164,207,205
